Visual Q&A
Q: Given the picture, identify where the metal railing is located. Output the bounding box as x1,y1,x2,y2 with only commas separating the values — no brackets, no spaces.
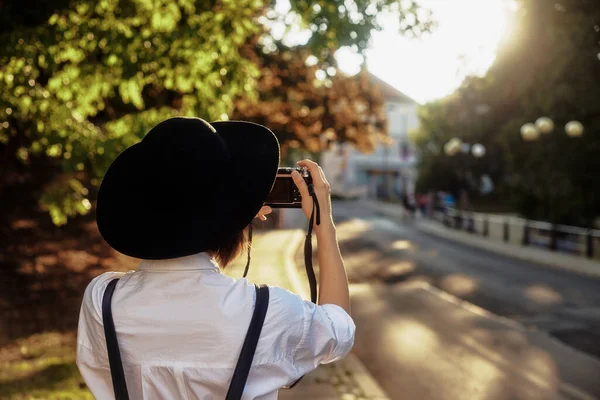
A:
434,208,600,260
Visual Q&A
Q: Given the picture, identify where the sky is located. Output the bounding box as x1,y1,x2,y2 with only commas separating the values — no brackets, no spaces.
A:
360,0,518,104
271,0,518,104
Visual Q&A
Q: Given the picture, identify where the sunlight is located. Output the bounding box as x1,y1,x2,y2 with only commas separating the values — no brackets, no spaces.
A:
378,261,416,281
335,218,372,241
387,319,439,362
349,282,372,295
336,47,364,76
524,285,563,306
366,0,517,103
271,0,517,103
464,357,503,400
391,240,413,250
521,347,559,390
440,274,479,297
11,219,38,230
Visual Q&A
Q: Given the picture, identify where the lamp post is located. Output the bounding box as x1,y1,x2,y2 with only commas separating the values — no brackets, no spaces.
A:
382,136,395,200
444,138,486,230
520,117,585,141
519,117,585,250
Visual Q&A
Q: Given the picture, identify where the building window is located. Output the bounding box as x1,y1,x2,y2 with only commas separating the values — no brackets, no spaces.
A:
400,141,411,160
401,115,407,135
386,103,399,113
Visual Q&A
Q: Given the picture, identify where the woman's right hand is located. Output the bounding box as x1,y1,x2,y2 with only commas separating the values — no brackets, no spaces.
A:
293,160,349,314
291,159,335,233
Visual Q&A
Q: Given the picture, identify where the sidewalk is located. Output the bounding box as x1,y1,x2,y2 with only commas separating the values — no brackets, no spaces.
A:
358,199,600,279
225,229,389,400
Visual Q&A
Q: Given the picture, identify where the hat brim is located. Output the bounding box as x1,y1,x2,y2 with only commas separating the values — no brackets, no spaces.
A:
210,120,280,241
96,118,280,260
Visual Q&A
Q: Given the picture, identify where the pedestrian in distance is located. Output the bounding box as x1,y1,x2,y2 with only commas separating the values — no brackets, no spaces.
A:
402,192,416,220
77,117,355,399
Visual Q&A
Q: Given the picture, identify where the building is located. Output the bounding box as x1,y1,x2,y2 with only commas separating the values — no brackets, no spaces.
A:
321,73,419,200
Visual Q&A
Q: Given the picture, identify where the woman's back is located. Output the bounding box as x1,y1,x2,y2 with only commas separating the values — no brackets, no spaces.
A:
77,253,355,399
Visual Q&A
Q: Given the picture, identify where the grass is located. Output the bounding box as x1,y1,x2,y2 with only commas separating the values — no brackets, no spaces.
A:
0,331,92,400
0,231,297,399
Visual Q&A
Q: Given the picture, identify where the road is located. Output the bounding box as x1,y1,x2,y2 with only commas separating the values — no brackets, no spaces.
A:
325,201,600,399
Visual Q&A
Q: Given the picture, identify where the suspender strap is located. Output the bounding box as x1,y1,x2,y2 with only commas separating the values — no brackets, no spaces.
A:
102,278,130,400
102,280,270,400
226,284,270,400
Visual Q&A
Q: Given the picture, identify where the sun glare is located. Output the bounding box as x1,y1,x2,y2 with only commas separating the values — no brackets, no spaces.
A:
364,0,517,103
269,0,516,103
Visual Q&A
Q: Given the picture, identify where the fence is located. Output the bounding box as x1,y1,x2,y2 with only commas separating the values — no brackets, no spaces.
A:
434,208,600,261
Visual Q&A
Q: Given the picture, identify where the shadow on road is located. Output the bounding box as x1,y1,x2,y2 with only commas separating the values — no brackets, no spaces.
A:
320,216,600,361
0,209,138,345
350,282,600,400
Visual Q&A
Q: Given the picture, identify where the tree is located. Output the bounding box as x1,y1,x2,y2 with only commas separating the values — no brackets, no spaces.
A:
0,0,432,224
489,0,600,226
415,0,600,226
233,47,387,156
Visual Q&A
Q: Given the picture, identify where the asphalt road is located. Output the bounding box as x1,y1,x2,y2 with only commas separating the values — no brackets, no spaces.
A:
329,201,600,399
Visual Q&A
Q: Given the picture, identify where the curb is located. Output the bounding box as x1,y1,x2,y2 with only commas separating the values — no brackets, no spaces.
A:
417,221,600,279
355,199,600,279
342,353,390,399
283,229,308,298
283,229,390,400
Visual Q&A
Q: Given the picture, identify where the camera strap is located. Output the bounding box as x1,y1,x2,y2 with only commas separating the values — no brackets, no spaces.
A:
282,183,321,390
304,183,320,303
241,183,320,389
243,185,320,304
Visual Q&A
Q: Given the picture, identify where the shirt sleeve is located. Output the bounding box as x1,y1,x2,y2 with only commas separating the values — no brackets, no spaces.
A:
77,344,115,399
294,301,355,369
76,271,128,398
77,271,125,353
265,285,355,378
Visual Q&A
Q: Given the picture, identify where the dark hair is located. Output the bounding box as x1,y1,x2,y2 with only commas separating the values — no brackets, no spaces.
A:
207,226,250,268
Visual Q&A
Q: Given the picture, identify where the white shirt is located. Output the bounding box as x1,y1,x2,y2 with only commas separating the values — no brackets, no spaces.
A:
76,253,355,399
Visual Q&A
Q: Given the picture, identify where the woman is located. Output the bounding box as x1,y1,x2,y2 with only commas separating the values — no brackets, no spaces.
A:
76,117,355,399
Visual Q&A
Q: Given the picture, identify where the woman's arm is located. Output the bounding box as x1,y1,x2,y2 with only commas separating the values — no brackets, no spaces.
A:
292,160,351,315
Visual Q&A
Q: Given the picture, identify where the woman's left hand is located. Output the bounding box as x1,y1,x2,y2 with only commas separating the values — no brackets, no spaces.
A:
255,206,273,221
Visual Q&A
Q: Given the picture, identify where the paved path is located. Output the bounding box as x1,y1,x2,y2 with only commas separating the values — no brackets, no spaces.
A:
327,200,600,399
331,201,600,358
226,228,389,400
351,282,600,400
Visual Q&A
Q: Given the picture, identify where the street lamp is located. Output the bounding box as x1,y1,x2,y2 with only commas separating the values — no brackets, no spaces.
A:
521,117,585,140
442,139,487,231
520,123,540,141
444,138,462,156
535,117,554,134
565,120,584,137
471,143,486,158
444,138,486,158
519,116,585,251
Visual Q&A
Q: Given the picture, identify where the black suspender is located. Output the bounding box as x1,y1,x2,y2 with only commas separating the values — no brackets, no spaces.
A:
225,284,270,400
101,279,270,400
102,279,129,400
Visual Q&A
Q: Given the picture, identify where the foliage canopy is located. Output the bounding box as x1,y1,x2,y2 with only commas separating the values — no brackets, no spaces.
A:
0,0,431,224
413,0,600,225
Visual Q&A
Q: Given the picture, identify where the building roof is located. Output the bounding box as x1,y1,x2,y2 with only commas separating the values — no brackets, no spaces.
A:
368,73,418,104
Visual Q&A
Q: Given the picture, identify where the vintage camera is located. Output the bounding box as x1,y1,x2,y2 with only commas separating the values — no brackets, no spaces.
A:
265,167,311,208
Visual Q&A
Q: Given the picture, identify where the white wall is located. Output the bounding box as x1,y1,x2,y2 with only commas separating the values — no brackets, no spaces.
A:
320,97,419,199
386,101,418,138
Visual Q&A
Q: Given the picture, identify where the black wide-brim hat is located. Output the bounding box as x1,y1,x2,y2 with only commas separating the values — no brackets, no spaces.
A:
96,117,280,260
